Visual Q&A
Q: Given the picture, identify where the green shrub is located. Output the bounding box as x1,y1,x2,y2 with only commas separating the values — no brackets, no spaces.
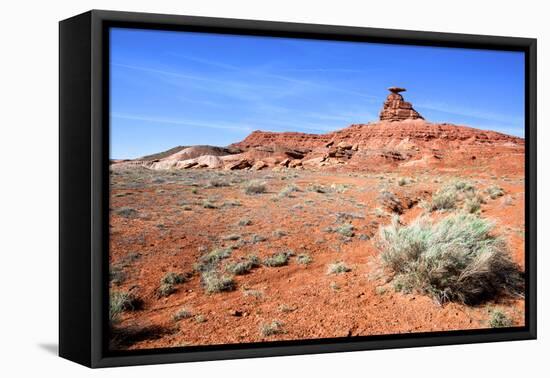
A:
201,271,236,293
427,181,477,212
226,255,260,275
489,309,513,328
430,188,458,211
378,214,523,304
264,252,290,267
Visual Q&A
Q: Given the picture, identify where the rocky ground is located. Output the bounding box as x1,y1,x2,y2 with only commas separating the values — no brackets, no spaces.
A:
109,165,525,350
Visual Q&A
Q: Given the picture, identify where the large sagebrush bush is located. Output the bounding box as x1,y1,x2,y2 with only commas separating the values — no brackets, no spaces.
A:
378,214,523,304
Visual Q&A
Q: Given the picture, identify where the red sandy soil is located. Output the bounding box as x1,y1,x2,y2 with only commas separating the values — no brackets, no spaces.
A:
109,159,525,350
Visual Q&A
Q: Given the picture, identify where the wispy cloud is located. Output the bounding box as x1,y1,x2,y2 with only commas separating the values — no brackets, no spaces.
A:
280,68,372,74
112,61,299,102
111,112,254,132
169,54,378,100
416,101,524,126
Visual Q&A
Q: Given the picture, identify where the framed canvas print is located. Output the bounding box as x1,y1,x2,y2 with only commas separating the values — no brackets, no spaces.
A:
59,10,536,368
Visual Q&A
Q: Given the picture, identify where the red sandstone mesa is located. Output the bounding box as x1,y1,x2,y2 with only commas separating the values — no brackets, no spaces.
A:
112,87,524,174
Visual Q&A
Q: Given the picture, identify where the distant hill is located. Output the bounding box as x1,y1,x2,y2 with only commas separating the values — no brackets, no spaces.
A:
140,146,188,161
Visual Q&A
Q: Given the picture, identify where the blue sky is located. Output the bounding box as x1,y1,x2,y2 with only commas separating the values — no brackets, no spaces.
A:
110,28,525,159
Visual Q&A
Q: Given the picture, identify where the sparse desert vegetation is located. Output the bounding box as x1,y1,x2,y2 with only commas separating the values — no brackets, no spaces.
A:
110,166,525,349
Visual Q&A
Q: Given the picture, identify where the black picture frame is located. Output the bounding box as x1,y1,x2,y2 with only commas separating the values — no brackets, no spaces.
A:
59,9,537,368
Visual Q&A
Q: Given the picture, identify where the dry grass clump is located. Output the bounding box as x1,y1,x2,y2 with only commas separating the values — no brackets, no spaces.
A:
296,253,312,265
194,314,206,323
115,207,138,218
238,218,252,226
398,177,413,186
463,195,483,214
327,261,351,275
278,184,299,198
157,272,189,297
272,229,287,238
487,185,505,199
197,247,232,269
173,308,193,321
110,291,142,323
202,200,218,209
250,234,267,243
223,234,241,241
206,178,230,188
244,180,267,195
226,255,261,275
109,266,126,286
426,180,478,212
324,223,355,237
429,188,458,211
157,283,177,297
307,183,328,193
260,320,285,336
378,214,523,304
161,272,187,285
335,223,354,237
263,252,291,267
489,309,513,328
201,271,236,294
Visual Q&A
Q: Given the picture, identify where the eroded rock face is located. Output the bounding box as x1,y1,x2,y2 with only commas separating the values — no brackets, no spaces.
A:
379,87,424,121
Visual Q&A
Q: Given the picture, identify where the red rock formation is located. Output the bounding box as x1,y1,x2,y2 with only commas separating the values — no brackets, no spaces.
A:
379,87,424,121
232,120,522,152
120,87,524,174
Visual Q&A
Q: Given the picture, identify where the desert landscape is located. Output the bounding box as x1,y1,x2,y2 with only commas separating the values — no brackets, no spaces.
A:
109,88,525,350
